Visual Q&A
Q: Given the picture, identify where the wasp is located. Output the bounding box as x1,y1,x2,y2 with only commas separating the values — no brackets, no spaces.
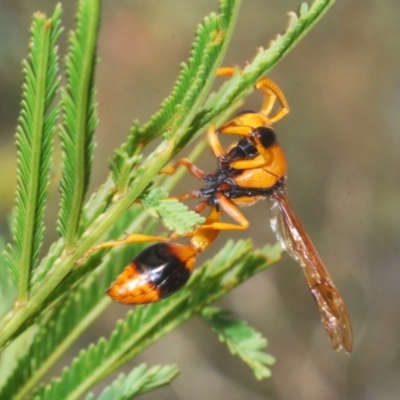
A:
90,68,353,352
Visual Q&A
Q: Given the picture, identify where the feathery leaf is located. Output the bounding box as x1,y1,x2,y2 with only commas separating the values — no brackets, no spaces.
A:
110,0,241,192
140,0,240,143
4,5,62,302
141,187,205,235
0,238,15,320
30,205,146,298
174,0,337,150
33,241,282,399
85,364,179,400
0,0,335,353
0,208,155,400
0,231,149,400
202,307,275,380
58,0,100,250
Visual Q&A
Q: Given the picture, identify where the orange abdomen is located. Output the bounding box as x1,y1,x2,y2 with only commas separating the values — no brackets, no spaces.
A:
107,242,197,305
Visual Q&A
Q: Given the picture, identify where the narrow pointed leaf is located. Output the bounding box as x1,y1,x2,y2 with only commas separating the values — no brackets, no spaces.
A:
85,364,179,400
175,0,337,150
4,6,62,302
202,307,275,380
0,238,15,320
58,0,100,250
141,188,205,235
33,241,282,400
110,0,241,192
0,208,155,400
0,0,334,353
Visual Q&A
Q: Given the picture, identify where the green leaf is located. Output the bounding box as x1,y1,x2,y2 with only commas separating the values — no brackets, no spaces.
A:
140,0,240,144
2,0,237,340
0,268,106,400
202,307,275,380
110,0,241,192
141,187,205,235
175,0,337,149
4,5,62,302
58,0,100,250
0,208,156,400
30,206,148,300
32,241,282,399
109,122,142,194
0,0,334,355
0,238,15,319
85,364,179,400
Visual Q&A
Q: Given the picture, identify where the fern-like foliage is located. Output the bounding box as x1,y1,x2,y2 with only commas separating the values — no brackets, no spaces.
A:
0,0,335,353
33,241,282,399
0,3,337,398
0,238,15,320
84,364,179,400
0,208,154,400
141,187,205,235
202,307,275,380
172,0,337,151
110,0,241,193
58,0,100,250
4,6,62,302
139,0,238,143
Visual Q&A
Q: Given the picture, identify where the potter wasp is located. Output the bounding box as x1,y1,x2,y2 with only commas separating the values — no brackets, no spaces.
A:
89,68,353,352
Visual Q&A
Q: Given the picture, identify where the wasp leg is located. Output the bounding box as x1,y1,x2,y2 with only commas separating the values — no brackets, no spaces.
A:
76,233,168,265
160,158,207,180
229,130,274,170
199,194,250,231
216,67,289,124
217,124,276,170
207,123,226,158
256,78,289,123
230,154,270,170
162,190,202,202
216,67,237,77
193,200,210,214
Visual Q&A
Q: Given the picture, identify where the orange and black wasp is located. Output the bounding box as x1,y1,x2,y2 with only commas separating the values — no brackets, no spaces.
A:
88,69,353,352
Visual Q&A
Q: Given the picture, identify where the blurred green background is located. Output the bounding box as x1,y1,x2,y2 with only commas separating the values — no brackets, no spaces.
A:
1,1,400,399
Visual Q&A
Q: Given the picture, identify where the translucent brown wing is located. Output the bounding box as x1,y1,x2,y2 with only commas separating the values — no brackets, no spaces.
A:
268,184,353,353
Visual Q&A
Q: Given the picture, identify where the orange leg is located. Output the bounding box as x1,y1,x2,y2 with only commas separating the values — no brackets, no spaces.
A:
161,128,227,173
218,125,254,136
160,158,207,180
216,67,290,124
256,78,289,123
76,233,168,265
230,154,270,170
198,193,250,231
163,190,202,202
208,122,272,170
216,67,237,77
207,123,226,158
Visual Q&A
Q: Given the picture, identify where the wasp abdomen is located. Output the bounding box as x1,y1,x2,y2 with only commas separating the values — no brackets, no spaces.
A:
107,242,197,305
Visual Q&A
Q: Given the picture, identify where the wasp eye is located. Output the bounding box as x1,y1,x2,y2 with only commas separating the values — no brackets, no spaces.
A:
253,126,276,148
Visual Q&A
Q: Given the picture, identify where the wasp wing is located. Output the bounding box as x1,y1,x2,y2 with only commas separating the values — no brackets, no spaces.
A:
268,185,353,353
